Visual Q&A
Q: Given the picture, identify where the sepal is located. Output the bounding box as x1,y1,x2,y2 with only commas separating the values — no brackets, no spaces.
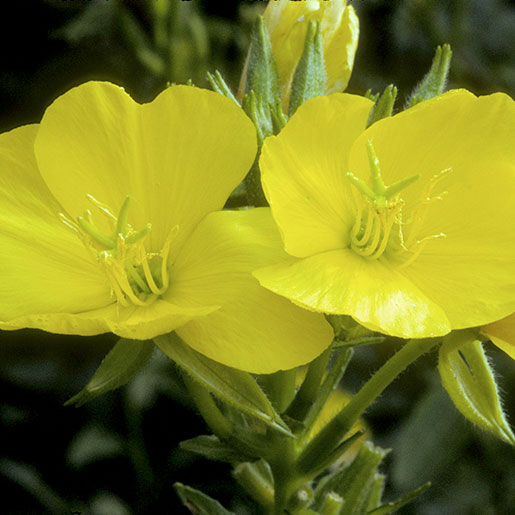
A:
154,332,292,436
367,84,398,127
288,21,327,116
406,44,452,108
179,434,255,464
65,338,154,407
438,330,515,445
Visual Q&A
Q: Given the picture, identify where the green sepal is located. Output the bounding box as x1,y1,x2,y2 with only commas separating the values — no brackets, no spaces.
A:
244,15,280,110
367,84,398,127
288,21,327,117
174,482,234,515
406,44,452,108
259,368,297,414
313,441,389,514
367,482,431,515
242,89,274,146
207,70,238,104
233,459,274,510
154,333,292,437
364,89,380,103
438,330,515,445
65,338,154,407
179,434,254,464
318,492,344,515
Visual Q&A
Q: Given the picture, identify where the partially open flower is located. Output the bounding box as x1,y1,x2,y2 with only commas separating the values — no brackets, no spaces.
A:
255,90,515,339
0,81,333,373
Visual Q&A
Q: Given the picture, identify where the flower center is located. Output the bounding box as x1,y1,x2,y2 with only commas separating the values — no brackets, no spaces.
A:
347,140,449,266
61,195,176,307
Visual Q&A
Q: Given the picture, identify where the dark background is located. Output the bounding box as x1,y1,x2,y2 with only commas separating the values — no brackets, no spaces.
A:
1,1,514,513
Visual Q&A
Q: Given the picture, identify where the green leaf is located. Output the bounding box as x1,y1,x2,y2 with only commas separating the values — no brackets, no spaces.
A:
406,44,452,108
154,333,292,436
67,424,124,469
180,435,254,464
367,482,431,515
438,330,515,445
288,21,327,116
65,339,155,407
367,84,398,127
174,482,234,515
233,460,274,510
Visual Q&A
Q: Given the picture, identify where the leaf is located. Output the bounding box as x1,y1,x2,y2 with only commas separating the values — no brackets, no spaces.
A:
180,435,254,464
174,482,234,515
65,339,155,407
438,330,515,445
154,333,292,436
367,482,431,515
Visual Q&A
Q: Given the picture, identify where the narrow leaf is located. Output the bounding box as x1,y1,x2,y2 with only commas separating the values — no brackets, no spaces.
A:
180,435,253,464
65,338,154,407
174,482,234,515
154,333,292,436
438,330,515,445
367,482,431,515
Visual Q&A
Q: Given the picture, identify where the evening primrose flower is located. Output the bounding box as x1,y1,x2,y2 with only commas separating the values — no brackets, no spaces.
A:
482,314,515,360
0,81,333,373
241,0,358,110
254,90,515,338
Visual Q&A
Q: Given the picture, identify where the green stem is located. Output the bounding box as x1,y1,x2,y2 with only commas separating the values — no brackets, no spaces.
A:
262,368,297,414
182,374,233,440
298,338,440,472
286,346,331,421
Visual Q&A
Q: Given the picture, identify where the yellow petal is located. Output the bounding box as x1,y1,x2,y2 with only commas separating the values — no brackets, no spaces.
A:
1,300,217,339
324,4,359,94
254,249,451,338
349,90,515,328
0,125,112,327
482,314,515,360
260,93,373,258
167,208,333,373
34,82,257,257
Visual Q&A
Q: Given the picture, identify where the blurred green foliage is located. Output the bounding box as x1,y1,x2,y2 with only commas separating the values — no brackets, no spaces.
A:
1,1,514,513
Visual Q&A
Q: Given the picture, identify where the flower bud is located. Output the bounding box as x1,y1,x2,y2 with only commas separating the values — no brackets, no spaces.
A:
264,0,358,108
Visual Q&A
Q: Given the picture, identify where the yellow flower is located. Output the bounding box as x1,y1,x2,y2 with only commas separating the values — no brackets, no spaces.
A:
264,0,358,109
482,314,515,359
255,90,515,339
0,81,333,373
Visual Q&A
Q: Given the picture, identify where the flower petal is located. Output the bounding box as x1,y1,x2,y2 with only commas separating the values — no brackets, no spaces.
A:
482,314,515,360
349,90,515,328
0,125,112,327
167,208,333,373
1,301,218,339
260,93,373,258
254,249,451,338
34,82,257,257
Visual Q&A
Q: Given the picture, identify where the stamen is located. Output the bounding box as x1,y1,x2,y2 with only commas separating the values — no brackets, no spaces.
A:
60,195,175,307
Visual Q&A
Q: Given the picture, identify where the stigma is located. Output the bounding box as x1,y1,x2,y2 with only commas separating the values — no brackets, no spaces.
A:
61,195,177,307
347,140,449,265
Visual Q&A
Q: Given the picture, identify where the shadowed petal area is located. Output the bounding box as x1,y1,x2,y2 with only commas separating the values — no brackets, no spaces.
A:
349,90,515,329
254,249,450,338
166,208,333,373
34,82,257,257
260,94,373,258
0,125,113,328
482,314,515,360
